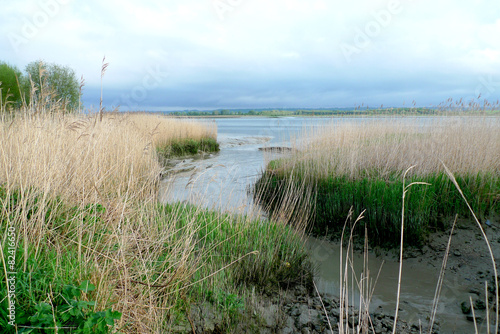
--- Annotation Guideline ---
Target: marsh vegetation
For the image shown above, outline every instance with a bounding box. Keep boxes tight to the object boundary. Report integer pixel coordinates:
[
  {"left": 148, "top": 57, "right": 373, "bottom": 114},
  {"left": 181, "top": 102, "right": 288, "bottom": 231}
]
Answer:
[
  {"left": 256, "top": 118, "right": 500, "bottom": 247},
  {"left": 0, "top": 91, "right": 309, "bottom": 333}
]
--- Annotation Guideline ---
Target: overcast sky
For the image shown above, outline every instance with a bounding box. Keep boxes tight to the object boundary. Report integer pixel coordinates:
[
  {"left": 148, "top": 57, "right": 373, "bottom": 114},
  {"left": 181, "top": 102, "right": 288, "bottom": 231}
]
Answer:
[{"left": 1, "top": 0, "right": 499, "bottom": 111}]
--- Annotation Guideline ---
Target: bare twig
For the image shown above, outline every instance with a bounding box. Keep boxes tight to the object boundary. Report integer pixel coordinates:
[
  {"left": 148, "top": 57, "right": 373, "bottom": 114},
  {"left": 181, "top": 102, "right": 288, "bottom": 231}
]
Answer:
[{"left": 313, "top": 280, "right": 333, "bottom": 332}]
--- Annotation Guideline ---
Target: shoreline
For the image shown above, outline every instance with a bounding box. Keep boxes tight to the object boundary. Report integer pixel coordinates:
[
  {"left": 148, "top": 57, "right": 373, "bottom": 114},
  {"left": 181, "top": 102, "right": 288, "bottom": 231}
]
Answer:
[{"left": 4, "top": 113, "right": 498, "bottom": 333}]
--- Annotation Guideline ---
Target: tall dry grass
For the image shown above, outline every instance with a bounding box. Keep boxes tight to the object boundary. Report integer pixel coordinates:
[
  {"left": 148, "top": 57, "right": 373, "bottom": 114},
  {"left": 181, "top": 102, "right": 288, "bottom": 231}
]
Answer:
[
  {"left": 0, "top": 112, "right": 217, "bottom": 204},
  {"left": 0, "top": 114, "right": 158, "bottom": 205},
  {"left": 0, "top": 112, "right": 221, "bottom": 332},
  {"left": 0, "top": 110, "right": 311, "bottom": 333},
  {"left": 125, "top": 112, "right": 217, "bottom": 150},
  {"left": 294, "top": 117, "right": 500, "bottom": 179}
]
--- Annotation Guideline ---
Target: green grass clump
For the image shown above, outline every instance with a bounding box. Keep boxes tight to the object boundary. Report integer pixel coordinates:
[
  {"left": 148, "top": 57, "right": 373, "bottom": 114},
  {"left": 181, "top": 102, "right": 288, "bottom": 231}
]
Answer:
[
  {"left": 154, "top": 203, "right": 311, "bottom": 330},
  {"left": 256, "top": 166, "right": 499, "bottom": 248},
  {"left": 160, "top": 203, "right": 311, "bottom": 290},
  {"left": 156, "top": 137, "right": 220, "bottom": 158}
]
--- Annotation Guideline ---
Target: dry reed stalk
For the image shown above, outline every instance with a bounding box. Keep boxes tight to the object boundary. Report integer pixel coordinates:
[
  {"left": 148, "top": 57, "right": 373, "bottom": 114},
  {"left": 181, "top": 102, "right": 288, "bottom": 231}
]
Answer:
[
  {"left": 393, "top": 167, "right": 431, "bottom": 333},
  {"left": 428, "top": 215, "right": 458, "bottom": 332},
  {"left": 358, "top": 227, "right": 378, "bottom": 334},
  {"left": 313, "top": 280, "right": 333, "bottom": 332},
  {"left": 486, "top": 281, "right": 491, "bottom": 334},
  {"left": 339, "top": 225, "right": 378, "bottom": 333},
  {"left": 471, "top": 296, "right": 479, "bottom": 334},
  {"left": 99, "top": 56, "right": 109, "bottom": 122},
  {"left": 442, "top": 164, "right": 499, "bottom": 334},
  {"left": 339, "top": 210, "right": 366, "bottom": 333}
]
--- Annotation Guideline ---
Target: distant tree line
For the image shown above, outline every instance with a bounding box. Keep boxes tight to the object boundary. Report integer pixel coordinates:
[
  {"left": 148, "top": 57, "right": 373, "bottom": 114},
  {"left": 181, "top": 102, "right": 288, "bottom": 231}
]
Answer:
[
  {"left": 168, "top": 107, "right": 446, "bottom": 117},
  {"left": 0, "top": 60, "right": 80, "bottom": 112}
]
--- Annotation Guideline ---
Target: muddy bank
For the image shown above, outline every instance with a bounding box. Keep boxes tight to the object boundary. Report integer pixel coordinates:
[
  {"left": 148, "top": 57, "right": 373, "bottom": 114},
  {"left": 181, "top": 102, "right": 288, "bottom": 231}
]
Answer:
[
  {"left": 172, "top": 285, "right": 430, "bottom": 334},
  {"left": 171, "top": 216, "right": 499, "bottom": 333},
  {"left": 160, "top": 153, "right": 218, "bottom": 176},
  {"left": 222, "top": 135, "right": 272, "bottom": 148},
  {"left": 311, "top": 215, "right": 500, "bottom": 333},
  {"left": 158, "top": 134, "right": 293, "bottom": 213},
  {"left": 403, "top": 216, "right": 500, "bottom": 329}
]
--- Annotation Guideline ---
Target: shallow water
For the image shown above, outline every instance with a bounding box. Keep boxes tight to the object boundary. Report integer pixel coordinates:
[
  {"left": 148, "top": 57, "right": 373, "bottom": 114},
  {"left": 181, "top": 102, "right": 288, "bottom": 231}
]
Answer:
[
  {"left": 160, "top": 117, "right": 328, "bottom": 213},
  {"left": 160, "top": 116, "right": 483, "bottom": 333}
]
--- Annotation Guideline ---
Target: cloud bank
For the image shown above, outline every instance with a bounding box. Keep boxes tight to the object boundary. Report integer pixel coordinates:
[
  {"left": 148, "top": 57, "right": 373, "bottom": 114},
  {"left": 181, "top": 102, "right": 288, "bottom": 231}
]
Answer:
[{"left": 1, "top": 0, "right": 499, "bottom": 110}]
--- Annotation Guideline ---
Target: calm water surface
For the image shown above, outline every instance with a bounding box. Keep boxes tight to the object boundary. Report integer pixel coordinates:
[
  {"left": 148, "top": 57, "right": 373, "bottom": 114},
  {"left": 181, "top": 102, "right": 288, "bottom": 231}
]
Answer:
[{"left": 160, "top": 117, "right": 329, "bottom": 212}]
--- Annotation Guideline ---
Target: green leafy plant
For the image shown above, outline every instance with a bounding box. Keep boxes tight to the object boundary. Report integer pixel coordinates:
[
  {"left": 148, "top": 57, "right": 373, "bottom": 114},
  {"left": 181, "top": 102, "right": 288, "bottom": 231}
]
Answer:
[{"left": 17, "top": 281, "right": 121, "bottom": 334}]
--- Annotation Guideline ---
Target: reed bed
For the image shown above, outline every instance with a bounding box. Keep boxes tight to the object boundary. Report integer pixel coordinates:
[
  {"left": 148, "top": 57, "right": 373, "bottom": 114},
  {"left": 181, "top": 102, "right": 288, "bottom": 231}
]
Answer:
[
  {"left": 125, "top": 113, "right": 219, "bottom": 158},
  {"left": 255, "top": 117, "right": 500, "bottom": 246},
  {"left": 126, "top": 113, "right": 217, "bottom": 143},
  {"left": 0, "top": 111, "right": 310, "bottom": 333},
  {"left": 0, "top": 114, "right": 160, "bottom": 204},
  {"left": 296, "top": 117, "right": 499, "bottom": 178}
]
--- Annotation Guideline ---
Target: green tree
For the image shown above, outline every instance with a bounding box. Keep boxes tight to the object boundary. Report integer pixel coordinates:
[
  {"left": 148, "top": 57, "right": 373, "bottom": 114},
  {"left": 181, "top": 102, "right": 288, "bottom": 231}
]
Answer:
[
  {"left": 0, "top": 62, "right": 25, "bottom": 108},
  {"left": 26, "top": 60, "right": 80, "bottom": 112}
]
